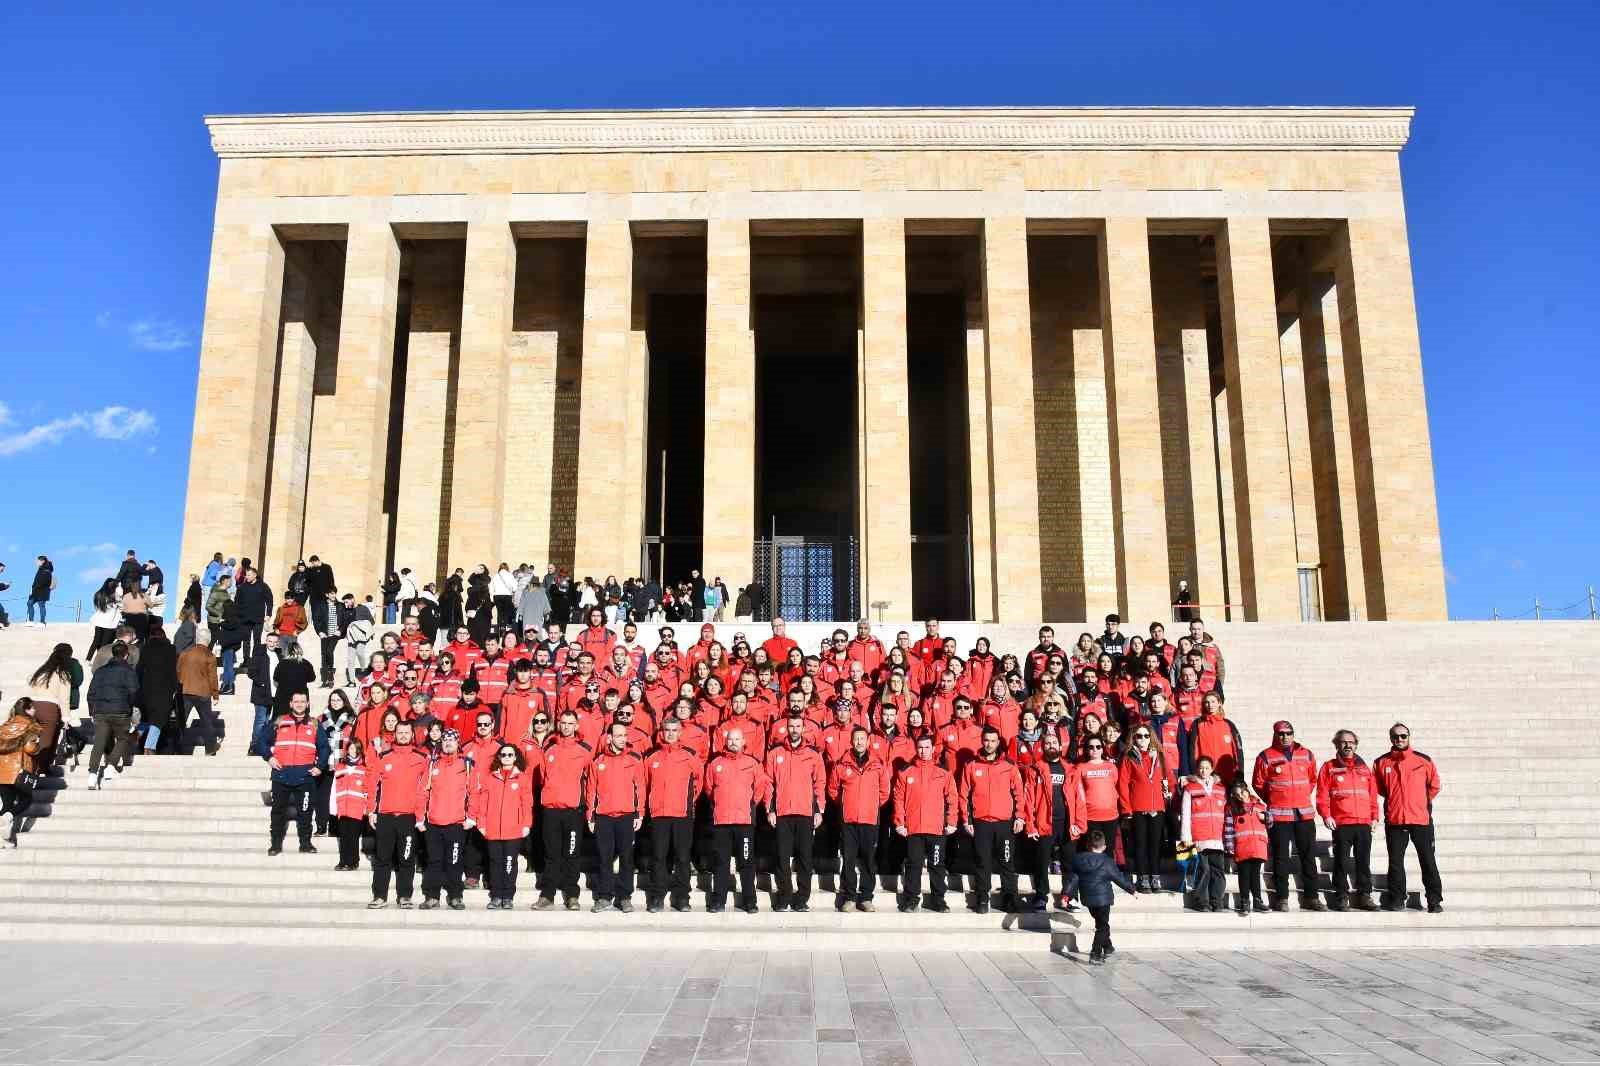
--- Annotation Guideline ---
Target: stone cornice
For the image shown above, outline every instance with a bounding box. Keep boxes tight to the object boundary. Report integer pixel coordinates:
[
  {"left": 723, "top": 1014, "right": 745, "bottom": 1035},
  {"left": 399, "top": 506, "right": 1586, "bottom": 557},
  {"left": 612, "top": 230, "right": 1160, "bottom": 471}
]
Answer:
[{"left": 205, "top": 107, "right": 1413, "bottom": 159}]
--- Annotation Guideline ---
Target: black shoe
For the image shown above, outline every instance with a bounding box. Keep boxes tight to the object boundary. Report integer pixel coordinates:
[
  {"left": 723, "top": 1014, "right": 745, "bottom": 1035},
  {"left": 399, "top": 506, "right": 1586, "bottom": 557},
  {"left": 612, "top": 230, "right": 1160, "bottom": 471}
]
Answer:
[
  {"left": 267, "top": 846, "right": 282, "bottom": 856},
  {"left": 1427, "top": 901, "right": 1443, "bottom": 914},
  {"left": 925, "top": 897, "right": 949, "bottom": 913},
  {"left": 397, "top": 899, "right": 414, "bottom": 910},
  {"left": 792, "top": 902, "right": 809, "bottom": 913},
  {"left": 836, "top": 897, "right": 850, "bottom": 912},
  {"left": 448, "top": 897, "right": 465, "bottom": 911},
  {"left": 707, "top": 904, "right": 725, "bottom": 913},
  {"left": 772, "top": 901, "right": 790, "bottom": 913},
  {"left": 1302, "top": 895, "right": 1327, "bottom": 912},
  {"left": 1329, "top": 897, "right": 1349, "bottom": 912},
  {"left": 974, "top": 900, "right": 990, "bottom": 914},
  {"left": 299, "top": 843, "right": 317, "bottom": 854},
  {"left": 1252, "top": 896, "right": 1268, "bottom": 913},
  {"left": 1352, "top": 895, "right": 1379, "bottom": 911},
  {"left": 1381, "top": 899, "right": 1406, "bottom": 912},
  {"left": 897, "top": 899, "right": 914, "bottom": 913},
  {"left": 1269, "top": 898, "right": 1288, "bottom": 912},
  {"left": 672, "top": 901, "right": 692, "bottom": 913},
  {"left": 1089, "top": 948, "right": 1105, "bottom": 964},
  {"left": 647, "top": 901, "right": 664, "bottom": 913},
  {"left": 1206, "top": 901, "right": 1220, "bottom": 912},
  {"left": 419, "top": 898, "right": 440, "bottom": 911},
  {"left": 740, "top": 903, "right": 759, "bottom": 914},
  {"left": 1104, "top": 944, "right": 1115, "bottom": 956}
]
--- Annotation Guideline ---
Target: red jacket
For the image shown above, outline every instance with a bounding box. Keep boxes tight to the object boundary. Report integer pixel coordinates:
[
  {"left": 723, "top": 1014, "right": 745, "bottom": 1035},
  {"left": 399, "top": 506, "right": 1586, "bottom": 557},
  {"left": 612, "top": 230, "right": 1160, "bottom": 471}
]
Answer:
[
  {"left": 827, "top": 752, "right": 890, "bottom": 824},
  {"left": 1180, "top": 777, "right": 1227, "bottom": 846},
  {"left": 576, "top": 625, "right": 617, "bottom": 663},
  {"left": 473, "top": 655, "right": 511, "bottom": 706},
  {"left": 1076, "top": 759, "right": 1120, "bottom": 822},
  {"left": 539, "top": 736, "right": 593, "bottom": 810},
  {"left": 1252, "top": 744, "right": 1318, "bottom": 820},
  {"left": 1226, "top": 798, "right": 1270, "bottom": 862},
  {"left": 1117, "top": 749, "right": 1171, "bottom": 815},
  {"left": 1316, "top": 756, "right": 1379, "bottom": 826},
  {"left": 766, "top": 742, "right": 827, "bottom": 817},
  {"left": 1189, "top": 713, "right": 1243, "bottom": 783},
  {"left": 705, "top": 752, "right": 769, "bottom": 825},
  {"left": 869, "top": 731, "right": 916, "bottom": 775},
  {"left": 471, "top": 768, "right": 534, "bottom": 840},
  {"left": 422, "top": 753, "right": 474, "bottom": 826},
  {"left": 938, "top": 719, "right": 982, "bottom": 776},
  {"left": 586, "top": 746, "right": 644, "bottom": 817},
  {"left": 847, "top": 636, "right": 885, "bottom": 677},
  {"left": 959, "top": 754, "right": 1026, "bottom": 826},
  {"left": 500, "top": 687, "right": 549, "bottom": 744},
  {"left": 270, "top": 716, "right": 318, "bottom": 769},
  {"left": 1025, "top": 759, "right": 1085, "bottom": 840},
  {"left": 1373, "top": 748, "right": 1441, "bottom": 826},
  {"left": 332, "top": 760, "right": 368, "bottom": 819},
  {"left": 367, "top": 746, "right": 430, "bottom": 819},
  {"left": 893, "top": 755, "right": 958, "bottom": 835},
  {"left": 644, "top": 742, "right": 703, "bottom": 818}
]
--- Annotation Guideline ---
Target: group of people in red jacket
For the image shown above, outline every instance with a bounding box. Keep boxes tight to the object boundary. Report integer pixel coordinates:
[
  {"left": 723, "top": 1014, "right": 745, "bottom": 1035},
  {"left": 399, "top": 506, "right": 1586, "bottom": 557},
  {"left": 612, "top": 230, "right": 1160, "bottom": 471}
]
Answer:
[{"left": 260, "top": 609, "right": 1444, "bottom": 916}]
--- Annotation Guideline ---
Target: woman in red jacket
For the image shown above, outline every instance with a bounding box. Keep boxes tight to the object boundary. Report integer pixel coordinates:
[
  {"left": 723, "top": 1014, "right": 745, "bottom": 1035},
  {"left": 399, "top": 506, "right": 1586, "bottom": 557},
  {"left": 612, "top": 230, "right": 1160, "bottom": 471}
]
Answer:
[
  {"left": 1118, "top": 726, "right": 1172, "bottom": 892},
  {"left": 473, "top": 742, "right": 536, "bottom": 909},
  {"left": 332, "top": 737, "right": 369, "bottom": 871}
]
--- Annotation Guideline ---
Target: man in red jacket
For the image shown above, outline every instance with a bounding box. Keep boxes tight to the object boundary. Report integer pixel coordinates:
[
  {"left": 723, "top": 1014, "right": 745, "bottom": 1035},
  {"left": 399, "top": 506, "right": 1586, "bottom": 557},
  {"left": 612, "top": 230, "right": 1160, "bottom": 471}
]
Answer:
[
  {"left": 419, "top": 729, "right": 474, "bottom": 910},
  {"left": 767, "top": 717, "right": 827, "bottom": 911},
  {"left": 960, "top": 726, "right": 1027, "bottom": 914},
  {"left": 1316, "top": 729, "right": 1381, "bottom": 911},
  {"left": 1251, "top": 720, "right": 1327, "bottom": 912},
  {"left": 587, "top": 720, "right": 645, "bottom": 912},
  {"left": 1374, "top": 722, "right": 1444, "bottom": 913},
  {"left": 645, "top": 716, "right": 703, "bottom": 913},
  {"left": 705, "top": 729, "right": 769, "bottom": 913},
  {"left": 894, "top": 734, "right": 958, "bottom": 912},
  {"left": 828, "top": 726, "right": 891, "bottom": 912},
  {"left": 533, "top": 710, "right": 592, "bottom": 910},
  {"left": 847, "top": 620, "right": 886, "bottom": 677},
  {"left": 365, "top": 720, "right": 429, "bottom": 909},
  {"left": 762, "top": 617, "right": 799, "bottom": 667}
]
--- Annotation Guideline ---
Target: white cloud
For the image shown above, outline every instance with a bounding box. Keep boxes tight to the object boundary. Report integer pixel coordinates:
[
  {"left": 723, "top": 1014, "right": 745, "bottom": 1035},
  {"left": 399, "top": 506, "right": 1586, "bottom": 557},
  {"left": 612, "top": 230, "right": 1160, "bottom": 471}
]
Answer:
[
  {"left": 57, "top": 542, "right": 120, "bottom": 558},
  {"left": 77, "top": 558, "right": 121, "bottom": 584},
  {"left": 128, "top": 318, "right": 192, "bottom": 352},
  {"left": 0, "top": 404, "right": 158, "bottom": 458},
  {"left": 0, "top": 401, "right": 11, "bottom": 426}
]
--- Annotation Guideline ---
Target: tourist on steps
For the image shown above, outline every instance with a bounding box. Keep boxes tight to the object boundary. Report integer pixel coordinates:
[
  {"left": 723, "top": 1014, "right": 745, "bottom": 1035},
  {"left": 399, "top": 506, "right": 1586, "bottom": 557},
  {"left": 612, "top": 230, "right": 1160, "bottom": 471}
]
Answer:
[
  {"left": 1251, "top": 720, "right": 1326, "bottom": 912},
  {"left": 1375, "top": 722, "right": 1444, "bottom": 913},
  {"left": 259, "top": 690, "right": 327, "bottom": 856},
  {"left": 1316, "top": 729, "right": 1381, "bottom": 911}
]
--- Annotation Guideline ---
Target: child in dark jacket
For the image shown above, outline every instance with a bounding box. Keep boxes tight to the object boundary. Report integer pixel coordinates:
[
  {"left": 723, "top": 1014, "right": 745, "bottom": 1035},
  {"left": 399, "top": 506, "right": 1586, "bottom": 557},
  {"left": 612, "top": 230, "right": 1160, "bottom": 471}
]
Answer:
[{"left": 1065, "top": 829, "right": 1138, "bottom": 962}]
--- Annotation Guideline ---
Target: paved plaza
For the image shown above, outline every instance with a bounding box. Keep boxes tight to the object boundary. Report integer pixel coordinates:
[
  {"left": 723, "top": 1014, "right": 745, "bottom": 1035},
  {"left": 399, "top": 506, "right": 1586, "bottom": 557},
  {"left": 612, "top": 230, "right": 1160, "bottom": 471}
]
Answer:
[{"left": 8, "top": 944, "right": 1600, "bottom": 1065}]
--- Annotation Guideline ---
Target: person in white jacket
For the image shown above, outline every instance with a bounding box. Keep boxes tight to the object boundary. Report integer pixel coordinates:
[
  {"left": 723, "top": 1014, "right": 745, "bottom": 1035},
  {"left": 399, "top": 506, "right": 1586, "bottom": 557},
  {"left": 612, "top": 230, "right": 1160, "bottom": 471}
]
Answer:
[
  {"left": 1178, "top": 756, "right": 1228, "bottom": 912},
  {"left": 490, "top": 564, "right": 518, "bottom": 630}
]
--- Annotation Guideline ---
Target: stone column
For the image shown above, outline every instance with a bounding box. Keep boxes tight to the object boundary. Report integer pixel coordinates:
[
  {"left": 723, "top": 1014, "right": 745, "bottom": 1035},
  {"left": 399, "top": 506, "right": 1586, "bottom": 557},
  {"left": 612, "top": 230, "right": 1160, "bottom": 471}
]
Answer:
[
  {"left": 447, "top": 219, "right": 516, "bottom": 572},
  {"left": 1182, "top": 332, "right": 1224, "bottom": 614},
  {"left": 980, "top": 217, "right": 1043, "bottom": 620},
  {"left": 1276, "top": 312, "right": 1322, "bottom": 573},
  {"left": 573, "top": 220, "right": 635, "bottom": 580},
  {"left": 307, "top": 223, "right": 400, "bottom": 596},
  {"left": 1332, "top": 216, "right": 1447, "bottom": 620},
  {"left": 501, "top": 331, "right": 560, "bottom": 567},
  {"left": 178, "top": 222, "right": 285, "bottom": 590},
  {"left": 860, "top": 217, "right": 914, "bottom": 619},
  {"left": 1070, "top": 327, "right": 1119, "bottom": 615},
  {"left": 1298, "top": 267, "right": 1367, "bottom": 620},
  {"left": 619, "top": 328, "right": 650, "bottom": 580},
  {"left": 965, "top": 328, "right": 996, "bottom": 622},
  {"left": 1215, "top": 217, "right": 1299, "bottom": 622},
  {"left": 262, "top": 254, "right": 318, "bottom": 588},
  {"left": 1098, "top": 218, "right": 1171, "bottom": 624},
  {"left": 394, "top": 245, "right": 461, "bottom": 583},
  {"left": 702, "top": 218, "right": 755, "bottom": 596}
]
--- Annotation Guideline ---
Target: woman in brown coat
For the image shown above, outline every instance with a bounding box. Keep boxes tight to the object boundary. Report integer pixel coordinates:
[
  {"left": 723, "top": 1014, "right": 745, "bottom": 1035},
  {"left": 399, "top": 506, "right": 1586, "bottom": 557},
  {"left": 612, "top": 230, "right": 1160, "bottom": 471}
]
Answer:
[{"left": 0, "top": 699, "right": 46, "bottom": 846}]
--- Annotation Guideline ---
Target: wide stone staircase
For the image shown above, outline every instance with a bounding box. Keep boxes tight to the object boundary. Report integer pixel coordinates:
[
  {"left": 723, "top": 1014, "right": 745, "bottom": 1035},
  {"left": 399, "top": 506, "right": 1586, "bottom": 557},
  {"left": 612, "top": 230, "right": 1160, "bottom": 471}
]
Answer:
[{"left": 0, "top": 620, "right": 1595, "bottom": 952}]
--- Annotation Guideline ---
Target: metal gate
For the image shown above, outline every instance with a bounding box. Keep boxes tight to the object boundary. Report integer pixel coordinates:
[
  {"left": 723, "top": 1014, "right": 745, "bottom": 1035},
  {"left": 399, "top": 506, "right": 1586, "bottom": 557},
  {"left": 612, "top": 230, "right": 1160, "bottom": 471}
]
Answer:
[{"left": 752, "top": 536, "right": 859, "bottom": 622}]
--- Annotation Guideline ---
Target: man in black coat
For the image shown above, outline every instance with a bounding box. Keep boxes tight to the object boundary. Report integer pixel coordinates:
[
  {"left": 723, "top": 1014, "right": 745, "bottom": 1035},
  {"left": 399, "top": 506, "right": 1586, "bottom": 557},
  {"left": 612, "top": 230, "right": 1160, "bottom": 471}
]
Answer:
[
  {"left": 28, "top": 556, "right": 53, "bottom": 626},
  {"left": 116, "top": 550, "right": 143, "bottom": 592},
  {"left": 234, "top": 567, "right": 271, "bottom": 663},
  {"left": 305, "top": 556, "right": 336, "bottom": 602},
  {"left": 246, "top": 632, "right": 280, "bottom": 756},
  {"left": 86, "top": 641, "right": 139, "bottom": 787}
]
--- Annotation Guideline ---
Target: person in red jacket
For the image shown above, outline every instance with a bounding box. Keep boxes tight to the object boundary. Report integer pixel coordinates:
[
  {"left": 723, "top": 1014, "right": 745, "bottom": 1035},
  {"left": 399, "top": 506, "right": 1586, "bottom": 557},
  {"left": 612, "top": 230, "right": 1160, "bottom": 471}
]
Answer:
[
  {"left": 365, "top": 720, "right": 430, "bottom": 908},
  {"left": 704, "top": 729, "right": 769, "bottom": 913},
  {"left": 1187, "top": 691, "right": 1243, "bottom": 784},
  {"left": 471, "top": 743, "right": 534, "bottom": 909},
  {"left": 959, "top": 726, "right": 1027, "bottom": 913},
  {"left": 847, "top": 620, "right": 886, "bottom": 677},
  {"left": 533, "top": 710, "right": 592, "bottom": 910},
  {"left": 1316, "top": 729, "right": 1381, "bottom": 911},
  {"left": 766, "top": 717, "right": 827, "bottom": 911},
  {"left": 1374, "top": 722, "right": 1444, "bottom": 913},
  {"left": 1224, "top": 778, "right": 1269, "bottom": 914},
  {"left": 645, "top": 716, "right": 703, "bottom": 913},
  {"left": 1178, "top": 755, "right": 1229, "bottom": 912},
  {"left": 828, "top": 726, "right": 891, "bottom": 912},
  {"left": 1251, "top": 720, "right": 1326, "bottom": 912},
  {"left": 331, "top": 737, "right": 369, "bottom": 871},
  {"left": 894, "top": 734, "right": 958, "bottom": 912},
  {"left": 1117, "top": 725, "right": 1172, "bottom": 893},
  {"left": 419, "top": 729, "right": 474, "bottom": 910},
  {"left": 1024, "top": 731, "right": 1085, "bottom": 911},
  {"left": 587, "top": 721, "right": 645, "bottom": 912}
]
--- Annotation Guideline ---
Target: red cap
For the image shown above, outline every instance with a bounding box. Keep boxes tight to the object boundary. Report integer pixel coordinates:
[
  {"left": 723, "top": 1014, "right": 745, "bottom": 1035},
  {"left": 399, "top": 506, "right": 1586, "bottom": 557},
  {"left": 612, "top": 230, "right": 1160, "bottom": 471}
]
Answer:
[{"left": 1272, "top": 720, "right": 1294, "bottom": 734}]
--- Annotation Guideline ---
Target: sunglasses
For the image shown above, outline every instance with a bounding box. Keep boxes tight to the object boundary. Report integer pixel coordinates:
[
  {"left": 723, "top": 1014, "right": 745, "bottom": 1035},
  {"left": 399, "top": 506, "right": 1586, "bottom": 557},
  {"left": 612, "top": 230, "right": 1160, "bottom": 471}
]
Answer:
[
  {"left": 1134, "top": 733, "right": 1151, "bottom": 740},
  {"left": 1087, "top": 743, "right": 1104, "bottom": 750},
  {"left": 532, "top": 718, "right": 550, "bottom": 726},
  {"left": 1275, "top": 730, "right": 1294, "bottom": 736},
  {"left": 1391, "top": 733, "right": 1409, "bottom": 740},
  {"left": 498, "top": 752, "right": 517, "bottom": 760}
]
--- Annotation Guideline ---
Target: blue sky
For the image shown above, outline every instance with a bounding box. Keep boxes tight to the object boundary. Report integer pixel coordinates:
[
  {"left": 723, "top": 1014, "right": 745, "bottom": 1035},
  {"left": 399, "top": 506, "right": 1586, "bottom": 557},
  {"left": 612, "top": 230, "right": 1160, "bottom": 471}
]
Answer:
[{"left": 1, "top": 2, "right": 1595, "bottom": 620}]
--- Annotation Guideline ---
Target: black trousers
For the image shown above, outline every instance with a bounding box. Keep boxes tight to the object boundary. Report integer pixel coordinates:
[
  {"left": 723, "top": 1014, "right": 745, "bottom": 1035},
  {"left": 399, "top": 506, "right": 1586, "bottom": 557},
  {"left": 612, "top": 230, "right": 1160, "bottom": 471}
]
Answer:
[
  {"left": 494, "top": 595, "right": 515, "bottom": 629},
  {"left": 1385, "top": 823, "right": 1443, "bottom": 905},
  {"left": 1029, "top": 823, "right": 1074, "bottom": 899},
  {"left": 242, "top": 620, "right": 263, "bottom": 664},
  {"left": 1128, "top": 812, "right": 1163, "bottom": 878},
  {"left": 1086, "top": 819, "right": 1120, "bottom": 860},
  {"left": 87, "top": 715, "right": 131, "bottom": 774},
  {"left": 181, "top": 696, "right": 222, "bottom": 755},
  {"left": 486, "top": 838, "right": 522, "bottom": 900},
  {"left": 1193, "top": 849, "right": 1226, "bottom": 906},
  {"left": 650, "top": 816, "right": 694, "bottom": 905},
  {"left": 464, "top": 827, "right": 486, "bottom": 880},
  {"left": 336, "top": 816, "right": 362, "bottom": 867},
  {"left": 593, "top": 814, "right": 637, "bottom": 901},
  {"left": 838, "top": 822, "right": 878, "bottom": 902},
  {"left": 971, "top": 819, "right": 1018, "bottom": 899},
  {"left": 541, "top": 807, "right": 583, "bottom": 900},
  {"left": 773, "top": 815, "right": 816, "bottom": 904},
  {"left": 903, "top": 833, "right": 949, "bottom": 901},
  {"left": 319, "top": 635, "right": 338, "bottom": 682},
  {"left": 711, "top": 823, "right": 756, "bottom": 908},
  {"left": 1088, "top": 904, "right": 1112, "bottom": 953},
  {"left": 269, "top": 780, "right": 314, "bottom": 848},
  {"left": 314, "top": 773, "right": 333, "bottom": 833},
  {"left": 372, "top": 813, "right": 418, "bottom": 900},
  {"left": 0, "top": 784, "right": 33, "bottom": 837},
  {"left": 1268, "top": 818, "right": 1319, "bottom": 899},
  {"left": 422, "top": 822, "right": 466, "bottom": 901},
  {"left": 1236, "top": 858, "right": 1264, "bottom": 904},
  {"left": 1331, "top": 824, "right": 1373, "bottom": 898}
]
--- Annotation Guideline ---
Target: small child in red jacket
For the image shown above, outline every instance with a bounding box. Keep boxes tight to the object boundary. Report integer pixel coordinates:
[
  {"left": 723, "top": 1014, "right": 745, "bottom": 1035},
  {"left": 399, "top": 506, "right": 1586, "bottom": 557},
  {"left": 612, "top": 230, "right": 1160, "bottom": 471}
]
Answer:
[{"left": 1224, "top": 778, "right": 1270, "bottom": 915}]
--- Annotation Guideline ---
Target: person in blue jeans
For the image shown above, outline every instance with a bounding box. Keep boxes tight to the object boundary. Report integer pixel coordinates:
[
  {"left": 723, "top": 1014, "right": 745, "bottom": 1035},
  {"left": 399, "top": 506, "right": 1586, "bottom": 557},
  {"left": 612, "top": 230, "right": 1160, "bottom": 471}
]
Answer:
[
  {"left": 246, "top": 631, "right": 280, "bottom": 756},
  {"left": 1065, "top": 829, "right": 1138, "bottom": 963}
]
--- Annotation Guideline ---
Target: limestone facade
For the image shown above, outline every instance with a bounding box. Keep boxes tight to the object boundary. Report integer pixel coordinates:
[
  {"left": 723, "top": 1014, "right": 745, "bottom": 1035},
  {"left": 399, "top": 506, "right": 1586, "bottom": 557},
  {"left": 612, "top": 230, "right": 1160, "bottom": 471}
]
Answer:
[{"left": 179, "top": 107, "right": 1447, "bottom": 622}]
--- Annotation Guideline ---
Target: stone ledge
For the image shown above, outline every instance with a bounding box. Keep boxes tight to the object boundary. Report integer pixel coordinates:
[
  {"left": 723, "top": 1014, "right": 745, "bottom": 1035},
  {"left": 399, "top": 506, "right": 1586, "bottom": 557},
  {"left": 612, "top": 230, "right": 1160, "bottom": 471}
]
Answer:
[{"left": 205, "top": 106, "right": 1415, "bottom": 158}]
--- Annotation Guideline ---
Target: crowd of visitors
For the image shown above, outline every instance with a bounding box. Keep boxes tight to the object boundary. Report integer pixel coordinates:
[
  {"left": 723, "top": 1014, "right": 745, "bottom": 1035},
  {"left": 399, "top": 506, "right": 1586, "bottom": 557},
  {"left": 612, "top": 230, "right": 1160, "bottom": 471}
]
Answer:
[{"left": 1, "top": 547, "right": 1444, "bottom": 963}]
